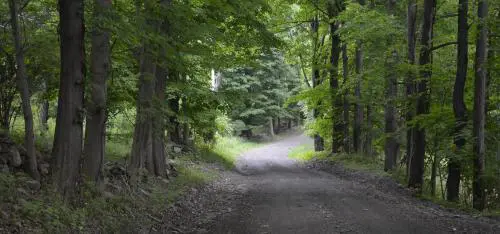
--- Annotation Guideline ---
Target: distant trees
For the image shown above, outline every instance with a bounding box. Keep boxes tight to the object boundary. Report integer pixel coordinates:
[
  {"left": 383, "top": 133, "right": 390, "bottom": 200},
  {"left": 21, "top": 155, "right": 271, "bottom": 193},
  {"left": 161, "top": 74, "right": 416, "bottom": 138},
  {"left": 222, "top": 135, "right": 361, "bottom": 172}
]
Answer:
[{"left": 221, "top": 53, "right": 302, "bottom": 137}]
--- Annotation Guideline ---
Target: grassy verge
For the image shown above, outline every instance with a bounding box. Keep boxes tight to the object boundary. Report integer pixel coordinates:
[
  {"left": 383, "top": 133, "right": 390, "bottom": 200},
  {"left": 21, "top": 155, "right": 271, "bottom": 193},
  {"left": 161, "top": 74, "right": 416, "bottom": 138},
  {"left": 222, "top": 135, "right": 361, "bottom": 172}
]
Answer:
[
  {"left": 287, "top": 145, "right": 500, "bottom": 217},
  {"left": 199, "top": 136, "right": 260, "bottom": 169},
  {"left": 0, "top": 148, "right": 218, "bottom": 233}
]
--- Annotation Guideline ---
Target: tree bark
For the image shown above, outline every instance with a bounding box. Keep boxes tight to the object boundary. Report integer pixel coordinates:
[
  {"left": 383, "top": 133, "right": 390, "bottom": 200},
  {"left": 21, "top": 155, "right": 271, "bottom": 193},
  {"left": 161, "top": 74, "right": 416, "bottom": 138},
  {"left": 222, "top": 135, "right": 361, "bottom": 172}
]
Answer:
[
  {"left": 9, "top": 0, "right": 40, "bottom": 180},
  {"left": 342, "top": 44, "right": 350, "bottom": 154},
  {"left": 405, "top": 0, "right": 417, "bottom": 176},
  {"left": 130, "top": 49, "right": 155, "bottom": 180},
  {"left": 409, "top": 0, "right": 435, "bottom": 190},
  {"left": 364, "top": 104, "right": 373, "bottom": 157},
  {"left": 384, "top": 50, "right": 399, "bottom": 171},
  {"left": 311, "top": 16, "right": 324, "bottom": 152},
  {"left": 447, "top": 0, "right": 468, "bottom": 202},
  {"left": 472, "top": 0, "right": 488, "bottom": 211},
  {"left": 83, "top": 0, "right": 111, "bottom": 184},
  {"left": 52, "top": 0, "right": 85, "bottom": 199},
  {"left": 353, "top": 0, "right": 366, "bottom": 154},
  {"left": 384, "top": 0, "right": 400, "bottom": 171},
  {"left": 329, "top": 20, "right": 343, "bottom": 154},
  {"left": 152, "top": 65, "right": 167, "bottom": 177},
  {"left": 353, "top": 42, "right": 363, "bottom": 153},
  {"left": 39, "top": 88, "right": 49, "bottom": 136}
]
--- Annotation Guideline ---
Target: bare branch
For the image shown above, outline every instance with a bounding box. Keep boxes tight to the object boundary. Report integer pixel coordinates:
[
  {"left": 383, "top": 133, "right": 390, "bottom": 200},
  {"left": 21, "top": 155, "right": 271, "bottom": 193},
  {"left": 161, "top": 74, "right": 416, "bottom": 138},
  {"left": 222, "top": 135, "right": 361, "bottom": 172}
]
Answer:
[
  {"left": 298, "top": 54, "right": 312, "bottom": 88},
  {"left": 431, "top": 41, "right": 458, "bottom": 51}
]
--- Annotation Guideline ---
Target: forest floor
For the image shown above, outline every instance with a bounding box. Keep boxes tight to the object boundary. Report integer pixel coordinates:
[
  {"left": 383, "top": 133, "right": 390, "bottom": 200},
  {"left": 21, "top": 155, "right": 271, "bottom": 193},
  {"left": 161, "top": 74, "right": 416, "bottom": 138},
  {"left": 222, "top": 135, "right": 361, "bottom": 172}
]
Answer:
[{"left": 160, "top": 133, "right": 500, "bottom": 234}]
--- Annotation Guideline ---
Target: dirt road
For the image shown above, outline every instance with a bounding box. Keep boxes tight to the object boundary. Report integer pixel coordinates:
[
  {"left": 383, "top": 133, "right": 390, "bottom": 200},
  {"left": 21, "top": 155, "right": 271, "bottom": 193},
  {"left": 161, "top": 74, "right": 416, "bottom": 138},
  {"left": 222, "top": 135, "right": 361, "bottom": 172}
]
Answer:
[{"left": 202, "top": 134, "right": 499, "bottom": 234}]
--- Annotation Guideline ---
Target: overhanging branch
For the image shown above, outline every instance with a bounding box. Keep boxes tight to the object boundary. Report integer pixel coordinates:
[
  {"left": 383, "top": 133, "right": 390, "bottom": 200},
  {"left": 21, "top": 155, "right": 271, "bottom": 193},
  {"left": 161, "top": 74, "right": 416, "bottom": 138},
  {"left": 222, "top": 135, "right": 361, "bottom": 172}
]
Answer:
[{"left": 431, "top": 41, "right": 458, "bottom": 51}]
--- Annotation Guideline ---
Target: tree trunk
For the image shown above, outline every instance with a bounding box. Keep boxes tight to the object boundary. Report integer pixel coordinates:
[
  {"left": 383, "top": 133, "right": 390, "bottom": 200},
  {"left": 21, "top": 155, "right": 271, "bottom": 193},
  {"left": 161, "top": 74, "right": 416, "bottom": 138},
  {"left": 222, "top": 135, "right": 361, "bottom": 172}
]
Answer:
[
  {"left": 9, "top": 0, "right": 40, "bottom": 180},
  {"left": 405, "top": 0, "right": 417, "bottom": 176},
  {"left": 329, "top": 20, "right": 343, "bottom": 154},
  {"left": 129, "top": 44, "right": 156, "bottom": 181},
  {"left": 268, "top": 117, "right": 275, "bottom": 138},
  {"left": 52, "top": 0, "right": 85, "bottom": 199},
  {"left": 447, "top": 0, "right": 468, "bottom": 202},
  {"left": 364, "top": 104, "right": 373, "bottom": 157},
  {"left": 430, "top": 148, "right": 438, "bottom": 197},
  {"left": 353, "top": 42, "right": 363, "bottom": 153},
  {"left": 342, "top": 44, "right": 350, "bottom": 154},
  {"left": 472, "top": 0, "right": 488, "bottom": 211},
  {"left": 311, "top": 16, "right": 324, "bottom": 152},
  {"left": 83, "top": 0, "right": 111, "bottom": 184},
  {"left": 39, "top": 82, "right": 49, "bottom": 137},
  {"left": 152, "top": 65, "right": 167, "bottom": 177},
  {"left": 384, "top": 50, "right": 399, "bottom": 171},
  {"left": 409, "top": 0, "right": 435, "bottom": 190}
]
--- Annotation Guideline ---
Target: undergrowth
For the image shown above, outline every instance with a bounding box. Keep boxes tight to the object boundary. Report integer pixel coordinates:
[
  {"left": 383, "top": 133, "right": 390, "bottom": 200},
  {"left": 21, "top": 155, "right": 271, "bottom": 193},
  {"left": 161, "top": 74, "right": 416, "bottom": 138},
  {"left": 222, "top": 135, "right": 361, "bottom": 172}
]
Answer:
[{"left": 0, "top": 153, "right": 217, "bottom": 233}]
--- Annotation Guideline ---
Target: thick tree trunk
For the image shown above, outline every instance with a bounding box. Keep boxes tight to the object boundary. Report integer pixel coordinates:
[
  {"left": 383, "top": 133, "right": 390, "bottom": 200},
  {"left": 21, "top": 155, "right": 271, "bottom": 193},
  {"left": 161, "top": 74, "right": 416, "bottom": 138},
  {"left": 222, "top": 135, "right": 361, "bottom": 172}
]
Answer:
[
  {"left": 405, "top": 0, "right": 417, "bottom": 175},
  {"left": 409, "top": 0, "right": 435, "bottom": 189},
  {"left": 472, "top": 0, "right": 488, "bottom": 211},
  {"left": 329, "top": 21, "right": 343, "bottom": 154},
  {"left": 384, "top": 50, "right": 399, "bottom": 171},
  {"left": 342, "top": 44, "right": 350, "bottom": 154},
  {"left": 129, "top": 45, "right": 156, "bottom": 181},
  {"left": 52, "top": 0, "right": 85, "bottom": 199},
  {"left": 311, "top": 16, "right": 324, "bottom": 152},
  {"left": 447, "top": 0, "right": 468, "bottom": 202},
  {"left": 152, "top": 65, "right": 167, "bottom": 177},
  {"left": 353, "top": 42, "right": 363, "bottom": 153},
  {"left": 9, "top": 0, "right": 39, "bottom": 180},
  {"left": 83, "top": 0, "right": 111, "bottom": 183}
]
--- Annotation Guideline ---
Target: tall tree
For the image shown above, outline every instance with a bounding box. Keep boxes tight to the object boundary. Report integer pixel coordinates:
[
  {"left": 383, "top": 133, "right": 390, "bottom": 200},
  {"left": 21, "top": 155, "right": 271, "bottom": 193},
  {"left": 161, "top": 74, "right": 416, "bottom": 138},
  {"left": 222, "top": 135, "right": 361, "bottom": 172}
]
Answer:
[
  {"left": 311, "top": 16, "right": 324, "bottom": 152},
  {"left": 409, "top": 0, "right": 435, "bottom": 189},
  {"left": 353, "top": 0, "right": 366, "bottom": 154},
  {"left": 8, "top": 0, "right": 40, "bottom": 180},
  {"left": 384, "top": 0, "right": 400, "bottom": 171},
  {"left": 447, "top": 0, "right": 468, "bottom": 202},
  {"left": 129, "top": 0, "right": 158, "bottom": 181},
  {"left": 353, "top": 41, "right": 363, "bottom": 153},
  {"left": 405, "top": 0, "right": 417, "bottom": 174},
  {"left": 52, "top": 0, "right": 86, "bottom": 199},
  {"left": 83, "top": 0, "right": 111, "bottom": 183},
  {"left": 328, "top": 0, "right": 343, "bottom": 154},
  {"left": 472, "top": 0, "right": 488, "bottom": 211},
  {"left": 342, "top": 44, "right": 350, "bottom": 153}
]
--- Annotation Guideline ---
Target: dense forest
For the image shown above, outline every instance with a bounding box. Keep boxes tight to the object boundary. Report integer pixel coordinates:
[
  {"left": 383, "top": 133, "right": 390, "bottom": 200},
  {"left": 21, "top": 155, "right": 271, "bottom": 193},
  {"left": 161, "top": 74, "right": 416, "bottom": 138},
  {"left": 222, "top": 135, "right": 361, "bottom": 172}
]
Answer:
[{"left": 0, "top": 0, "right": 499, "bottom": 231}]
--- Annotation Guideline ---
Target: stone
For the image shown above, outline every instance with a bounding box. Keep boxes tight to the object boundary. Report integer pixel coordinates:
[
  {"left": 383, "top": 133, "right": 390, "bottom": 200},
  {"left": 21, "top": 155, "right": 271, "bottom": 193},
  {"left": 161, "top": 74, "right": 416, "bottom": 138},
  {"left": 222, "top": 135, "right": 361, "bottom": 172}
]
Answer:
[
  {"left": 0, "top": 164, "right": 9, "bottom": 173},
  {"left": 16, "top": 188, "right": 29, "bottom": 196},
  {"left": 26, "top": 180, "right": 41, "bottom": 191},
  {"left": 38, "top": 163, "right": 50, "bottom": 175},
  {"left": 9, "top": 147, "right": 22, "bottom": 167},
  {"left": 173, "top": 146, "right": 182, "bottom": 153}
]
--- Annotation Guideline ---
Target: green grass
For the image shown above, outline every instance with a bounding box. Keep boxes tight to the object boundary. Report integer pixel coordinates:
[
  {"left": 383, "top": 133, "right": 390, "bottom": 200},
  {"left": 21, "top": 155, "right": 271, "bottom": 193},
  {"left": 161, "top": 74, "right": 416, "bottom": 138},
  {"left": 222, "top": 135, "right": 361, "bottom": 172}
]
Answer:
[
  {"left": 105, "top": 139, "right": 131, "bottom": 162},
  {"left": 165, "top": 159, "right": 216, "bottom": 203},
  {"left": 288, "top": 144, "right": 316, "bottom": 161},
  {"left": 199, "top": 136, "right": 260, "bottom": 168}
]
